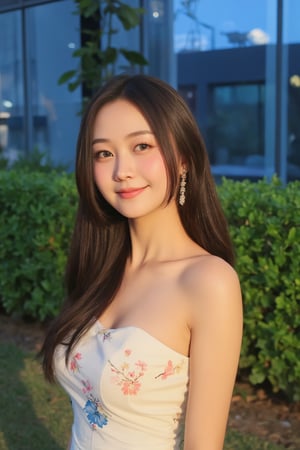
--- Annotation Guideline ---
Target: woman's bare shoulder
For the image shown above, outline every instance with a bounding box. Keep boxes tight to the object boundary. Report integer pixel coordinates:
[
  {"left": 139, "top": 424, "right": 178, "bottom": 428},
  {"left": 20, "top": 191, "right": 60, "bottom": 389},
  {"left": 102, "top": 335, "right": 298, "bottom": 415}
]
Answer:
[
  {"left": 179, "top": 254, "right": 242, "bottom": 324},
  {"left": 181, "top": 253, "right": 239, "bottom": 291}
]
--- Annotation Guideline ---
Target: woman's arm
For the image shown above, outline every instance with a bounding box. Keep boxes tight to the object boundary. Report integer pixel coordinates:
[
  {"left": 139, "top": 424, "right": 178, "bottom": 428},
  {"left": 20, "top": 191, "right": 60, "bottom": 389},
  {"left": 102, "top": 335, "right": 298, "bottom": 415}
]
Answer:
[{"left": 183, "top": 257, "right": 243, "bottom": 450}]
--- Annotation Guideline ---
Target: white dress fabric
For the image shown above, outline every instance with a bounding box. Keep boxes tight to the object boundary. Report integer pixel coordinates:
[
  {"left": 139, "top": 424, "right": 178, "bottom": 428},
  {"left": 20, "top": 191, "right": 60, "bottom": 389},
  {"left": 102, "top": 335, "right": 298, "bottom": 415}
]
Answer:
[{"left": 54, "top": 320, "right": 190, "bottom": 450}]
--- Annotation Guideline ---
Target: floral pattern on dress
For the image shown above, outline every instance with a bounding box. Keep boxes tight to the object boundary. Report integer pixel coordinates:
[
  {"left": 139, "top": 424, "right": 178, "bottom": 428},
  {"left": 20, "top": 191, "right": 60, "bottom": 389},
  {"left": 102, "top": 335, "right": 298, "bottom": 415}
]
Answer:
[
  {"left": 81, "top": 379, "right": 93, "bottom": 394},
  {"left": 108, "top": 345, "right": 185, "bottom": 396},
  {"left": 69, "top": 350, "right": 109, "bottom": 430},
  {"left": 108, "top": 349, "right": 148, "bottom": 395},
  {"left": 83, "top": 395, "right": 108, "bottom": 429},
  {"left": 69, "top": 352, "right": 82, "bottom": 373},
  {"left": 98, "top": 329, "right": 112, "bottom": 343},
  {"left": 155, "top": 359, "right": 185, "bottom": 380},
  {"left": 69, "top": 328, "right": 186, "bottom": 432}
]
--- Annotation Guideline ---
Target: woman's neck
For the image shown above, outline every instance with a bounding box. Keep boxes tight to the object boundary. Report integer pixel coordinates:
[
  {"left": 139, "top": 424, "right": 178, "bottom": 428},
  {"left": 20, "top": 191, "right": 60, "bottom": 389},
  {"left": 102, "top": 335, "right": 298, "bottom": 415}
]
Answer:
[{"left": 127, "top": 201, "right": 197, "bottom": 269}]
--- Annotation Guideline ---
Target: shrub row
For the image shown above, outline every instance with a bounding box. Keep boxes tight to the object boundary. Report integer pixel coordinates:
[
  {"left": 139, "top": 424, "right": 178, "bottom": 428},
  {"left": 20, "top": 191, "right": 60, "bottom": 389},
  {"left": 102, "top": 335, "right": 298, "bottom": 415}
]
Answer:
[
  {"left": 0, "top": 171, "right": 299, "bottom": 400},
  {"left": 218, "top": 177, "right": 300, "bottom": 401},
  {"left": 0, "top": 170, "right": 77, "bottom": 320}
]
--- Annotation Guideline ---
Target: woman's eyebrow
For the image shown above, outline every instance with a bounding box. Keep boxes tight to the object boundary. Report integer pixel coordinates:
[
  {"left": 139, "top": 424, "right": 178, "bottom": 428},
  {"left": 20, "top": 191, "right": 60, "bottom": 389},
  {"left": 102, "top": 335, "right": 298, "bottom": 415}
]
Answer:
[
  {"left": 126, "top": 130, "right": 154, "bottom": 138},
  {"left": 92, "top": 130, "right": 154, "bottom": 146}
]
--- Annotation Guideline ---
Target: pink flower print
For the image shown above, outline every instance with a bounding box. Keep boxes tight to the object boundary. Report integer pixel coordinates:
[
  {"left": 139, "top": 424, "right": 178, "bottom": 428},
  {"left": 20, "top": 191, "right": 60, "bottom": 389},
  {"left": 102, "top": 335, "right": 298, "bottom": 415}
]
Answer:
[
  {"left": 70, "top": 352, "right": 82, "bottom": 373},
  {"left": 81, "top": 379, "right": 93, "bottom": 394},
  {"left": 108, "top": 353, "right": 147, "bottom": 396},
  {"left": 121, "top": 380, "right": 141, "bottom": 395},
  {"left": 155, "top": 360, "right": 184, "bottom": 380},
  {"left": 158, "top": 360, "right": 174, "bottom": 379},
  {"left": 124, "top": 349, "right": 132, "bottom": 356},
  {"left": 135, "top": 360, "right": 147, "bottom": 372}
]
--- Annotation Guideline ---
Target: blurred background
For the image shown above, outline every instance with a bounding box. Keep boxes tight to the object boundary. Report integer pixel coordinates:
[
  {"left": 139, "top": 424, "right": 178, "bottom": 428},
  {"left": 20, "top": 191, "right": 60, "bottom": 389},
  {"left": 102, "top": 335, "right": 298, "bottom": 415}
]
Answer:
[{"left": 0, "top": 0, "right": 299, "bottom": 182}]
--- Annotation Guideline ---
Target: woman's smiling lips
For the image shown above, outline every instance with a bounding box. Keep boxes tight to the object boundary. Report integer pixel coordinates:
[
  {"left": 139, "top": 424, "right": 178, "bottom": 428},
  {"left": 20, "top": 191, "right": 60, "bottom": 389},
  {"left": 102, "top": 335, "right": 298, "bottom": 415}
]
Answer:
[{"left": 116, "top": 187, "right": 147, "bottom": 199}]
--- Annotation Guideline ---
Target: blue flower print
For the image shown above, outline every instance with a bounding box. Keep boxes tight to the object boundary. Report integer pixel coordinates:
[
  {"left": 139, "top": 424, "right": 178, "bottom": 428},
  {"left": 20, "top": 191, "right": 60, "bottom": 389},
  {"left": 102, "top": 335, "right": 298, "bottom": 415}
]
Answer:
[{"left": 84, "top": 398, "right": 108, "bottom": 429}]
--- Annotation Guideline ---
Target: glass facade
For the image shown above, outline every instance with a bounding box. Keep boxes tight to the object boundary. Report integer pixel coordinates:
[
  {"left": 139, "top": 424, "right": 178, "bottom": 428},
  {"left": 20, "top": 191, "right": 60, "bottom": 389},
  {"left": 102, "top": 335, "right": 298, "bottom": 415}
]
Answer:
[
  {"left": 0, "top": 0, "right": 80, "bottom": 169},
  {"left": 208, "top": 84, "right": 265, "bottom": 177},
  {"left": 175, "top": 0, "right": 300, "bottom": 181},
  {"left": 0, "top": 10, "right": 24, "bottom": 163},
  {"left": 285, "top": 0, "right": 300, "bottom": 180},
  {"left": 29, "top": 1, "right": 81, "bottom": 167},
  {"left": 0, "top": 0, "right": 299, "bottom": 181}
]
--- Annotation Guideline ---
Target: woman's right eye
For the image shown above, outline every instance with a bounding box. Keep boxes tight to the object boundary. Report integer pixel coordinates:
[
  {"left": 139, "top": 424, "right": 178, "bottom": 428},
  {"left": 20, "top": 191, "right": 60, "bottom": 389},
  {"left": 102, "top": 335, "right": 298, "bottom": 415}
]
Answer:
[{"left": 94, "top": 150, "right": 113, "bottom": 160}]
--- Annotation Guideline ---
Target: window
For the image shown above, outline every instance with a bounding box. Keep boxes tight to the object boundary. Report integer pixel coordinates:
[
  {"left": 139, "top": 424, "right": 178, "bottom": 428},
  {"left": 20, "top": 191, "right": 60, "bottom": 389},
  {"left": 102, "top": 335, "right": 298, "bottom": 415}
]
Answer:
[
  {"left": 208, "top": 83, "right": 265, "bottom": 177},
  {"left": 0, "top": 0, "right": 80, "bottom": 168},
  {"left": 28, "top": 0, "right": 81, "bottom": 167},
  {"left": 0, "top": 10, "right": 24, "bottom": 163},
  {"left": 173, "top": 0, "right": 300, "bottom": 181}
]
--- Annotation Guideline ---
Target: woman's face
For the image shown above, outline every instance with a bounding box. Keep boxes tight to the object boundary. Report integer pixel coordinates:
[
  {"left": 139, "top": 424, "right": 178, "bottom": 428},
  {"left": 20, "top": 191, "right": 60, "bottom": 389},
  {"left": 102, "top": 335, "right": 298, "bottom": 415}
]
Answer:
[{"left": 92, "top": 99, "right": 170, "bottom": 219}]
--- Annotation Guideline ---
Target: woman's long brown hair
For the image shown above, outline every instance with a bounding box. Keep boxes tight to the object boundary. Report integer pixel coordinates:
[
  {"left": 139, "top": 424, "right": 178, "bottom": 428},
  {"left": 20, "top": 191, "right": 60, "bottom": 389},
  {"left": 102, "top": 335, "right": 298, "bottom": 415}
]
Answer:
[{"left": 41, "top": 74, "right": 235, "bottom": 381}]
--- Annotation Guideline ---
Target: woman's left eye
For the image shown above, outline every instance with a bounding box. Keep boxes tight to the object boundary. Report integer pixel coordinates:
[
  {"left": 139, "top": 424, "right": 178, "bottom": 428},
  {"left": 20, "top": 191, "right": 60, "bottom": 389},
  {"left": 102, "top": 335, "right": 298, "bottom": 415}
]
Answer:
[{"left": 135, "top": 143, "right": 150, "bottom": 152}]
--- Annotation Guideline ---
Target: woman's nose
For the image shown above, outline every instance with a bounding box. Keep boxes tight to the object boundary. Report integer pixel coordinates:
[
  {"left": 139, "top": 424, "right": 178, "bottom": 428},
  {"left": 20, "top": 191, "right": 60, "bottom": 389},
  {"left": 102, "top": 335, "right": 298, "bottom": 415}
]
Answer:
[{"left": 113, "top": 154, "right": 135, "bottom": 181}]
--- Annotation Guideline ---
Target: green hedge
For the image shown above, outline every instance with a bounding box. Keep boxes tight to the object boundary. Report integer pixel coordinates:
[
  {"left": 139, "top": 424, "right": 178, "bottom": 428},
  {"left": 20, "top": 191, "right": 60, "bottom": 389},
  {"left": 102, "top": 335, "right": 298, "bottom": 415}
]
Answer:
[
  {"left": 218, "top": 177, "right": 300, "bottom": 401},
  {"left": 0, "top": 170, "right": 77, "bottom": 320},
  {"left": 0, "top": 171, "right": 299, "bottom": 400}
]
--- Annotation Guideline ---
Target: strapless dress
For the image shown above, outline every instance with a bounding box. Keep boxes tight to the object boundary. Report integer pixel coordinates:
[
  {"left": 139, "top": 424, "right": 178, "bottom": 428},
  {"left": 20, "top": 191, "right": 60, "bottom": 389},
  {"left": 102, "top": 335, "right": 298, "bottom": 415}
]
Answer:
[{"left": 54, "top": 321, "right": 189, "bottom": 450}]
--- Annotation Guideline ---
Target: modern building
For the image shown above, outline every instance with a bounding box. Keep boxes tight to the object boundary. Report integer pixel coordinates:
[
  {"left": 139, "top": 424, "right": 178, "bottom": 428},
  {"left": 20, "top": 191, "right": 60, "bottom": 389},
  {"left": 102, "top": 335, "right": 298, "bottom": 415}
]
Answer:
[
  {"left": 0, "top": 0, "right": 299, "bottom": 182},
  {"left": 178, "top": 44, "right": 300, "bottom": 181}
]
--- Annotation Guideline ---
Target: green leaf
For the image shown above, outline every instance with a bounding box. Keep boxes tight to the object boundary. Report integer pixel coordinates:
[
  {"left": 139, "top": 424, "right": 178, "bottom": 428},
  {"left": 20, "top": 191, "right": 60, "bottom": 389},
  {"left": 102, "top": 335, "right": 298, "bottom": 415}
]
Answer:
[
  {"left": 57, "top": 70, "right": 76, "bottom": 85},
  {"left": 287, "top": 226, "right": 296, "bottom": 243},
  {"left": 68, "top": 80, "right": 81, "bottom": 92},
  {"left": 120, "top": 49, "right": 148, "bottom": 65},
  {"left": 77, "top": 0, "right": 99, "bottom": 18},
  {"left": 116, "top": 4, "right": 144, "bottom": 30},
  {"left": 101, "top": 46, "right": 118, "bottom": 64},
  {"left": 249, "top": 367, "right": 266, "bottom": 385}
]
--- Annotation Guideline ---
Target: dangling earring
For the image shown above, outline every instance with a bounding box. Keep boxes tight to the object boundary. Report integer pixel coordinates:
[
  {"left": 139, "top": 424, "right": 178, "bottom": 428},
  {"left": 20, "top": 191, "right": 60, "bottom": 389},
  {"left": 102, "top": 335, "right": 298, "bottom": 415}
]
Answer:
[{"left": 179, "top": 169, "right": 187, "bottom": 206}]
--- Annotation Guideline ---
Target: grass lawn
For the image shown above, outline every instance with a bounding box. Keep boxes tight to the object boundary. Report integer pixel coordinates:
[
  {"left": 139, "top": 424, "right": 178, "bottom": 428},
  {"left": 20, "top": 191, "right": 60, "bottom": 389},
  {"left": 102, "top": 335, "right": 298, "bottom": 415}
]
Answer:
[{"left": 0, "top": 343, "right": 286, "bottom": 450}]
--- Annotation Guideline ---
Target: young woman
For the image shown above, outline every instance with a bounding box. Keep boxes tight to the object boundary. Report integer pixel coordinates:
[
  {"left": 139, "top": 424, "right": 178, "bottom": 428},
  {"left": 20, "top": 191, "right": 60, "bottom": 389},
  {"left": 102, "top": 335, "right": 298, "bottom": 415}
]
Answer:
[{"left": 41, "top": 74, "right": 243, "bottom": 450}]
